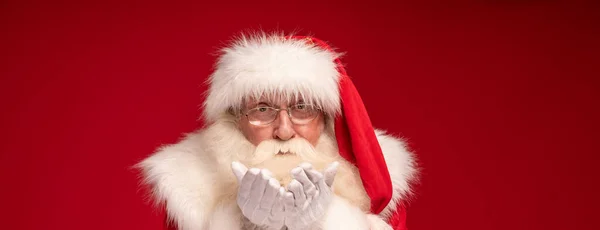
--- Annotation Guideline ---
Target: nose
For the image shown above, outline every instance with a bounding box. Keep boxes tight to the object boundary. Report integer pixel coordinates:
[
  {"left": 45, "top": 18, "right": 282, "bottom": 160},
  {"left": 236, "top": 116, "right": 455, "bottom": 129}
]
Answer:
[{"left": 273, "top": 110, "right": 296, "bottom": 141}]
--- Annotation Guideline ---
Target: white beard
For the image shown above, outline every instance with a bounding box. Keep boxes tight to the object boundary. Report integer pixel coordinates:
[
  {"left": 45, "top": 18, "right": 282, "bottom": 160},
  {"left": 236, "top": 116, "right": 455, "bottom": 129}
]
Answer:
[
  {"left": 214, "top": 124, "right": 371, "bottom": 214},
  {"left": 137, "top": 117, "right": 417, "bottom": 230}
]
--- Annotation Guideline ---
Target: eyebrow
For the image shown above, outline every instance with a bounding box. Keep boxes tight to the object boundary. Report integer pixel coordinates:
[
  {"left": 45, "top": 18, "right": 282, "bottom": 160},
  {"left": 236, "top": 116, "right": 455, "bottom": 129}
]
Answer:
[
  {"left": 247, "top": 100, "right": 308, "bottom": 109},
  {"left": 247, "top": 101, "right": 271, "bottom": 108}
]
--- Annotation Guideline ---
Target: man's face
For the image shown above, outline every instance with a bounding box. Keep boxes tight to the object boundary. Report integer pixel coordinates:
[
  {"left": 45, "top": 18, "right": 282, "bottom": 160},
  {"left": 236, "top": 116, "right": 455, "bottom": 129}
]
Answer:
[{"left": 238, "top": 96, "right": 325, "bottom": 147}]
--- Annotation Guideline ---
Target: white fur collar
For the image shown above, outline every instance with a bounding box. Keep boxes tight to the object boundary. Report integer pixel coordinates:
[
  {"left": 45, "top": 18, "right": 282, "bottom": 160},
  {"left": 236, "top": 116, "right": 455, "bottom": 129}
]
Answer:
[{"left": 136, "top": 121, "right": 418, "bottom": 229}]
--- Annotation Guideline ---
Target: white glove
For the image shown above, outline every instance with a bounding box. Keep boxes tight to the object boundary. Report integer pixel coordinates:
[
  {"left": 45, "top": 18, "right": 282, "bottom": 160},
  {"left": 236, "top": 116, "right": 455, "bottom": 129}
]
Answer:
[
  {"left": 232, "top": 161, "right": 286, "bottom": 230},
  {"left": 283, "top": 162, "right": 339, "bottom": 230}
]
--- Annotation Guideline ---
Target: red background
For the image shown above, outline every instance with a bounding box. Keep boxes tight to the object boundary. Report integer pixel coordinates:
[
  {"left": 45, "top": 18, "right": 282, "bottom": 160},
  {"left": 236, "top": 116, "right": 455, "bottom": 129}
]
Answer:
[{"left": 1, "top": 1, "right": 598, "bottom": 230}]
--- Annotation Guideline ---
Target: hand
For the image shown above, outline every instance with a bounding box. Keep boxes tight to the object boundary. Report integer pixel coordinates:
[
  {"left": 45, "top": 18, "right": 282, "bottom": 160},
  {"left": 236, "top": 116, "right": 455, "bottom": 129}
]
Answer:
[
  {"left": 283, "top": 162, "right": 339, "bottom": 230},
  {"left": 232, "top": 161, "right": 286, "bottom": 230}
]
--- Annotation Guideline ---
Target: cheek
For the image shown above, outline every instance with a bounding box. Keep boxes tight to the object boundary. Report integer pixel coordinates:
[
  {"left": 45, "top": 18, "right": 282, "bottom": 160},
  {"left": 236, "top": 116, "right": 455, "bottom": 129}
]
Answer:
[
  {"left": 241, "top": 124, "right": 274, "bottom": 145},
  {"left": 295, "top": 120, "right": 324, "bottom": 145}
]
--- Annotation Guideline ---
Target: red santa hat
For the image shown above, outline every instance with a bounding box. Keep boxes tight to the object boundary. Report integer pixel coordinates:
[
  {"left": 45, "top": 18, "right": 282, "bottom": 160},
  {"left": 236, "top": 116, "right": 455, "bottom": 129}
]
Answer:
[{"left": 202, "top": 31, "right": 393, "bottom": 214}]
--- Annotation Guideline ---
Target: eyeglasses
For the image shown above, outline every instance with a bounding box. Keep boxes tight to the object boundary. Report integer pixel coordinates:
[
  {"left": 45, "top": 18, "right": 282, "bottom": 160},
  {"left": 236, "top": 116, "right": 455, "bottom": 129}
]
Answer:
[{"left": 244, "top": 104, "right": 321, "bottom": 126}]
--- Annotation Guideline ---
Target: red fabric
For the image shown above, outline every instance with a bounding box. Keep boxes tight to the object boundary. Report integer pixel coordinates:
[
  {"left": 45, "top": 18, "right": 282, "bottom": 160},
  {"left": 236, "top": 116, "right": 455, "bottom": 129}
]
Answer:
[
  {"left": 334, "top": 74, "right": 394, "bottom": 214},
  {"left": 162, "top": 36, "right": 397, "bottom": 230},
  {"left": 288, "top": 35, "right": 394, "bottom": 214},
  {"left": 388, "top": 203, "right": 408, "bottom": 230},
  {"left": 160, "top": 35, "right": 397, "bottom": 229}
]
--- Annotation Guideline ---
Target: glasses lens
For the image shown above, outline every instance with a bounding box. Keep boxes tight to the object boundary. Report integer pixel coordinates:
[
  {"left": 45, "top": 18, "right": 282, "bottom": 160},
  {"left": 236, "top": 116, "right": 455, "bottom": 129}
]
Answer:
[
  {"left": 290, "top": 104, "right": 319, "bottom": 124},
  {"left": 247, "top": 107, "right": 277, "bottom": 125}
]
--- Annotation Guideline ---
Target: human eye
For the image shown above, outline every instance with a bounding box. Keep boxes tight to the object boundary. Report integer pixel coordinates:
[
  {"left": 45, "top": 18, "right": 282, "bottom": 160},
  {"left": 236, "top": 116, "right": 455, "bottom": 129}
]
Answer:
[
  {"left": 290, "top": 104, "right": 318, "bottom": 120},
  {"left": 252, "top": 102, "right": 273, "bottom": 111},
  {"left": 294, "top": 104, "right": 308, "bottom": 110},
  {"left": 256, "top": 106, "right": 270, "bottom": 112},
  {"left": 292, "top": 104, "right": 316, "bottom": 113}
]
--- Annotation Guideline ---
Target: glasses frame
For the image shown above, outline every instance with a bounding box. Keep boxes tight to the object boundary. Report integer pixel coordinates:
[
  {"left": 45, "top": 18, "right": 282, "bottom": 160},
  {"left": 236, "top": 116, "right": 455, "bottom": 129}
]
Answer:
[{"left": 243, "top": 103, "right": 322, "bottom": 126}]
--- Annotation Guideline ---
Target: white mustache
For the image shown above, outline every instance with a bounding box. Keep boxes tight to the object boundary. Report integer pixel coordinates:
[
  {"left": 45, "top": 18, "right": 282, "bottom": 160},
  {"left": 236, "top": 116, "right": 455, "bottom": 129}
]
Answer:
[{"left": 249, "top": 138, "right": 319, "bottom": 165}]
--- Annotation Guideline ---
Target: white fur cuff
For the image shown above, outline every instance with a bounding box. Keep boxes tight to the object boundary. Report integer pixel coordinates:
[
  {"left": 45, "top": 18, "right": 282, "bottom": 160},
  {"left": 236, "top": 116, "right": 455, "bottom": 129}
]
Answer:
[
  {"left": 320, "top": 196, "right": 370, "bottom": 230},
  {"left": 366, "top": 214, "right": 393, "bottom": 230}
]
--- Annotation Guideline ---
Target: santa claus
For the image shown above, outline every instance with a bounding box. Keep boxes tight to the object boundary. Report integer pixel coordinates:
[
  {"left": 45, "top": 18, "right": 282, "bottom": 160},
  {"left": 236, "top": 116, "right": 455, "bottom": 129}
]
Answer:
[{"left": 136, "top": 31, "right": 419, "bottom": 230}]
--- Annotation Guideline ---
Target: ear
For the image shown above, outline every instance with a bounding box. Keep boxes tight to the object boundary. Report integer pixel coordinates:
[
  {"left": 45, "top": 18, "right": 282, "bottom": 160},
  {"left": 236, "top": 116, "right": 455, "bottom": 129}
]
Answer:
[
  {"left": 227, "top": 107, "right": 238, "bottom": 117},
  {"left": 227, "top": 107, "right": 244, "bottom": 128}
]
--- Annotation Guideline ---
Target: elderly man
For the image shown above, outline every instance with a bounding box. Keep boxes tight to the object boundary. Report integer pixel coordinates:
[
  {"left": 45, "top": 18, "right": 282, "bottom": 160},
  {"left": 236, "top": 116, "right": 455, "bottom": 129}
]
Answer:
[{"left": 137, "top": 31, "right": 419, "bottom": 230}]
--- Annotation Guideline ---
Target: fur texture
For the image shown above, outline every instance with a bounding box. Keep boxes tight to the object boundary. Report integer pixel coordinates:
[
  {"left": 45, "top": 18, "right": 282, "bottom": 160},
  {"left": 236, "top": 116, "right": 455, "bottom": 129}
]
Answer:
[
  {"left": 136, "top": 117, "right": 418, "bottom": 230},
  {"left": 374, "top": 129, "right": 419, "bottom": 220},
  {"left": 136, "top": 31, "right": 419, "bottom": 229},
  {"left": 202, "top": 31, "right": 343, "bottom": 123}
]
